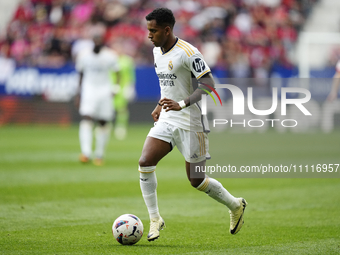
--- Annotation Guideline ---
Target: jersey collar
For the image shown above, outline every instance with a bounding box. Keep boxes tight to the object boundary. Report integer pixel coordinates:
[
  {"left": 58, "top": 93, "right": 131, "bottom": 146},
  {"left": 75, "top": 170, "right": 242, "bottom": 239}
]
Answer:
[{"left": 160, "top": 37, "right": 178, "bottom": 55}]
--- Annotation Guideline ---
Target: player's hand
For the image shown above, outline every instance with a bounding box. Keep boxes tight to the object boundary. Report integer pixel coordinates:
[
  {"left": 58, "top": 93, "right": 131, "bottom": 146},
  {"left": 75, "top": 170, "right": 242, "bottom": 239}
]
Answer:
[
  {"left": 159, "top": 97, "right": 181, "bottom": 112},
  {"left": 151, "top": 104, "right": 162, "bottom": 122}
]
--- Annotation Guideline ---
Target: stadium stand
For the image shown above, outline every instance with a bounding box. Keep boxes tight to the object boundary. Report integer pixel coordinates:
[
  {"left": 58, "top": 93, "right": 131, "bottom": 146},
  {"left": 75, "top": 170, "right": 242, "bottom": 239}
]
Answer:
[{"left": 1, "top": 0, "right": 318, "bottom": 74}]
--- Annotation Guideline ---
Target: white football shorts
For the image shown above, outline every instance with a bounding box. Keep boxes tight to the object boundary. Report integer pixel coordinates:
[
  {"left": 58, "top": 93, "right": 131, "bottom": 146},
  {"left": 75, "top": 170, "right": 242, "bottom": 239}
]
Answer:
[
  {"left": 79, "top": 88, "right": 114, "bottom": 121},
  {"left": 147, "top": 121, "right": 210, "bottom": 163}
]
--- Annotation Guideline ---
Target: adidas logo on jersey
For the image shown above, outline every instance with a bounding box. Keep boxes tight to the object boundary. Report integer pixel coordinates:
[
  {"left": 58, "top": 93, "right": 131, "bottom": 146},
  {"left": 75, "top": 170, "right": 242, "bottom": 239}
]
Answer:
[{"left": 191, "top": 153, "right": 198, "bottom": 159}]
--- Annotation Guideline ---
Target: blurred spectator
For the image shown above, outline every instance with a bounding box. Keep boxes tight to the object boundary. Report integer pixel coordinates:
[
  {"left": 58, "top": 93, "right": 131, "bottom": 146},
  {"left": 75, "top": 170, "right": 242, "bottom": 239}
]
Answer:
[
  {"left": 49, "top": 0, "right": 66, "bottom": 25},
  {"left": 102, "top": 1, "right": 128, "bottom": 26},
  {"left": 13, "top": 0, "right": 35, "bottom": 23},
  {"left": 69, "top": 1, "right": 94, "bottom": 26},
  {"left": 43, "top": 26, "right": 72, "bottom": 67},
  {"left": 10, "top": 33, "right": 30, "bottom": 64}
]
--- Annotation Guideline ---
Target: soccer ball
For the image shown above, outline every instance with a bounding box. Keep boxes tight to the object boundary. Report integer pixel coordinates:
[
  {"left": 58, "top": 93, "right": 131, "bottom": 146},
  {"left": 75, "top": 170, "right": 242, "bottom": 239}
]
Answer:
[{"left": 112, "top": 214, "right": 144, "bottom": 245}]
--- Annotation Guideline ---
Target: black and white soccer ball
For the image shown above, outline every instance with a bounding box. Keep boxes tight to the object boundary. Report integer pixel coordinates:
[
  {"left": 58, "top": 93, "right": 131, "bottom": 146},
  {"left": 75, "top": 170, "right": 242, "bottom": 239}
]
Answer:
[{"left": 112, "top": 214, "right": 144, "bottom": 245}]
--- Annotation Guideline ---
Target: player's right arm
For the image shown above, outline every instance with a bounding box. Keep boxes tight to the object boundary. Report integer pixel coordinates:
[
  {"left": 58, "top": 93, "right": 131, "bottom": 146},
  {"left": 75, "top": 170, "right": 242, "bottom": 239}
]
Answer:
[{"left": 159, "top": 72, "right": 215, "bottom": 112}]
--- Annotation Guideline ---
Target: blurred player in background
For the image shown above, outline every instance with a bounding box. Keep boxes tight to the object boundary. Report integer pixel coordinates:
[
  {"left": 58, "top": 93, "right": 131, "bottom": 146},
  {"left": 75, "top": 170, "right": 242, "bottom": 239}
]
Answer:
[
  {"left": 138, "top": 8, "right": 247, "bottom": 242},
  {"left": 110, "top": 41, "right": 136, "bottom": 140},
  {"left": 327, "top": 60, "right": 340, "bottom": 101},
  {"left": 75, "top": 35, "right": 120, "bottom": 166}
]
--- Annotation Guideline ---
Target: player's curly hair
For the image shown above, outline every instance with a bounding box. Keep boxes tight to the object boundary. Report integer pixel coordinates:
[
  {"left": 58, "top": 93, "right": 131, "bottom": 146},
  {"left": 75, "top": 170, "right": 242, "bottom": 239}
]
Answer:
[{"left": 145, "top": 8, "right": 176, "bottom": 29}]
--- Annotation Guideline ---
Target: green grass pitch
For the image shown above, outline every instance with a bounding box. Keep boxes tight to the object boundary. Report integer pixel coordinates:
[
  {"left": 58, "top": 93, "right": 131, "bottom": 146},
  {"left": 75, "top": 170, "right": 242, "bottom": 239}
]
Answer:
[{"left": 0, "top": 124, "right": 339, "bottom": 254}]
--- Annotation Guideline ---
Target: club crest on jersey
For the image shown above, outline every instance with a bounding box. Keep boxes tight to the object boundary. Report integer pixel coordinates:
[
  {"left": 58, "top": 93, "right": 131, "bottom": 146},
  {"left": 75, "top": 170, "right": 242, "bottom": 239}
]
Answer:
[
  {"left": 168, "top": 60, "right": 173, "bottom": 71},
  {"left": 193, "top": 58, "right": 205, "bottom": 72}
]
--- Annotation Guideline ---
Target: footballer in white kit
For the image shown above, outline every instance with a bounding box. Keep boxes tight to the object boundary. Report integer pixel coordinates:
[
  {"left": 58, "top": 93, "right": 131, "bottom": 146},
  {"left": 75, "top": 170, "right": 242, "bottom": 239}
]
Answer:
[
  {"left": 76, "top": 46, "right": 119, "bottom": 120},
  {"left": 148, "top": 38, "right": 211, "bottom": 163},
  {"left": 139, "top": 8, "right": 247, "bottom": 242},
  {"left": 75, "top": 36, "right": 120, "bottom": 165},
  {"left": 153, "top": 38, "right": 210, "bottom": 132}
]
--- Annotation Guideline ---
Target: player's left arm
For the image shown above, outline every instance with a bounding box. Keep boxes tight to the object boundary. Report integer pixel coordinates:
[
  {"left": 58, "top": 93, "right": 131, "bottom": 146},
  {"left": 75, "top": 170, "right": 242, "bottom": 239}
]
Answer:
[{"left": 160, "top": 72, "right": 215, "bottom": 112}]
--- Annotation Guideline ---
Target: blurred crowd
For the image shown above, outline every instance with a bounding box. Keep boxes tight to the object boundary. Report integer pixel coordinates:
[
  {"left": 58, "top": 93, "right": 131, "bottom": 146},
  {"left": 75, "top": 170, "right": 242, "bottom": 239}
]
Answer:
[{"left": 0, "top": 0, "right": 318, "bottom": 79}]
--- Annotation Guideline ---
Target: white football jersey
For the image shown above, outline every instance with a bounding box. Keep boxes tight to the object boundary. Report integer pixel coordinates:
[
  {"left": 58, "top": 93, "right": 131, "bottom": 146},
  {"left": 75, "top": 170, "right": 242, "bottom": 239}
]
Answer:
[
  {"left": 76, "top": 47, "right": 120, "bottom": 94},
  {"left": 153, "top": 38, "right": 210, "bottom": 132}
]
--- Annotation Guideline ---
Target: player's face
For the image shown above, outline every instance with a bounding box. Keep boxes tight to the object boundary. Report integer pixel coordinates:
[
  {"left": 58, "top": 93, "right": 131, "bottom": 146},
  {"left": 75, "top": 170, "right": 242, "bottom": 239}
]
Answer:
[{"left": 147, "top": 20, "right": 169, "bottom": 48}]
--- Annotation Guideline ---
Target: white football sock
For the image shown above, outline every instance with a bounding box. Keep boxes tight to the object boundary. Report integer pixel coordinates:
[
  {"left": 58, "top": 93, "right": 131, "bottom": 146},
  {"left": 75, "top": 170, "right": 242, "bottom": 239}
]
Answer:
[
  {"left": 139, "top": 166, "right": 160, "bottom": 219},
  {"left": 79, "top": 119, "right": 93, "bottom": 157},
  {"left": 197, "top": 176, "right": 240, "bottom": 211},
  {"left": 94, "top": 124, "right": 111, "bottom": 159}
]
